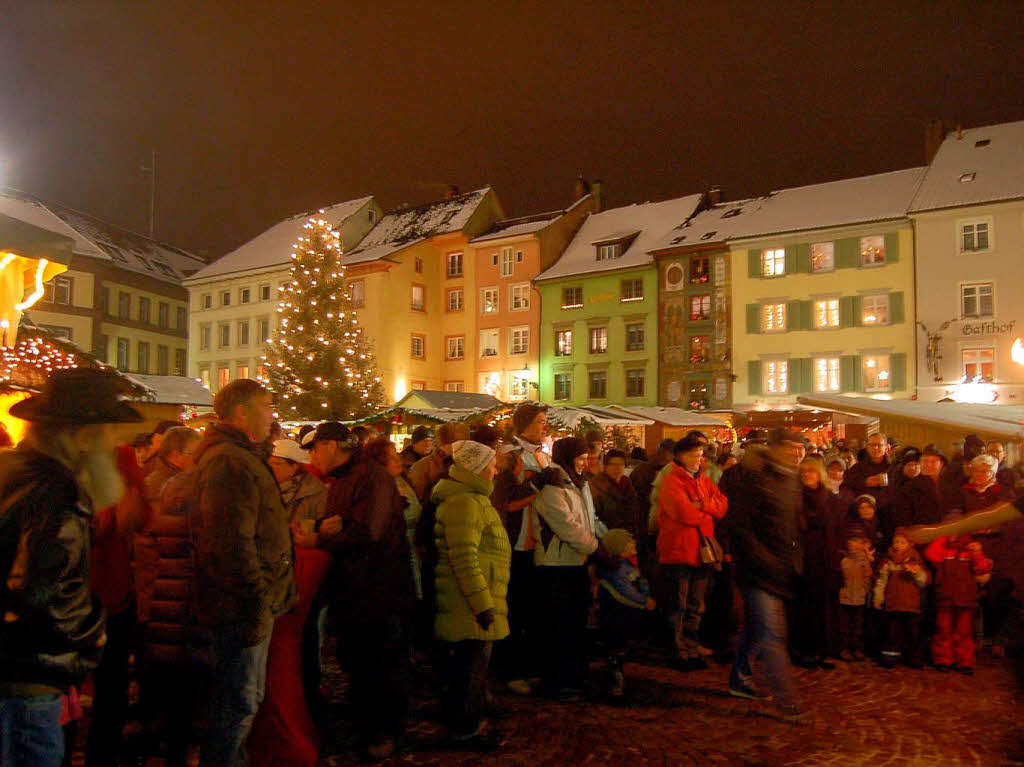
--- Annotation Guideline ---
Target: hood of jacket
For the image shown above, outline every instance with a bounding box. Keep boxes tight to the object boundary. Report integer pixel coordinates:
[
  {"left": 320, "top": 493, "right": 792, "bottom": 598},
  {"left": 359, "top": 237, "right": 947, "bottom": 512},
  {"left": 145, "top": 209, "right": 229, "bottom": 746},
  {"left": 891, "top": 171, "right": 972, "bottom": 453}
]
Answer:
[{"left": 432, "top": 464, "right": 494, "bottom": 502}]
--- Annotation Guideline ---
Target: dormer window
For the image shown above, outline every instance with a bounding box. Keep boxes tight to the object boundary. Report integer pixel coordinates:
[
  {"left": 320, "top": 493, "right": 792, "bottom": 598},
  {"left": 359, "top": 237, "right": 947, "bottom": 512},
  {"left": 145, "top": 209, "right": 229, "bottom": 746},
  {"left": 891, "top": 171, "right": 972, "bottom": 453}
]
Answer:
[
  {"left": 974, "top": 139, "right": 990, "bottom": 148},
  {"left": 597, "top": 243, "right": 622, "bottom": 261},
  {"left": 960, "top": 172, "right": 976, "bottom": 183}
]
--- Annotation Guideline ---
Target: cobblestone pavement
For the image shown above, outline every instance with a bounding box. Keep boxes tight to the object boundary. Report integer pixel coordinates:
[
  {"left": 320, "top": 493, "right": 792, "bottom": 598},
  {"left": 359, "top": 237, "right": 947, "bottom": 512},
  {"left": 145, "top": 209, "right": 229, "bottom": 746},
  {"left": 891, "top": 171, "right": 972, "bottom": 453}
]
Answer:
[{"left": 317, "top": 651, "right": 1024, "bottom": 767}]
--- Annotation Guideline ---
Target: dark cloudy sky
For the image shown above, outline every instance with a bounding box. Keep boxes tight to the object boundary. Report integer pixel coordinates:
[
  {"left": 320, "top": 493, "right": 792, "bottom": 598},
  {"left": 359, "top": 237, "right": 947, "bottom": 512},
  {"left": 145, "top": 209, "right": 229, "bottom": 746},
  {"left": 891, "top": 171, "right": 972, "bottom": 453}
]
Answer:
[{"left": 1, "top": 1, "right": 1022, "bottom": 259}]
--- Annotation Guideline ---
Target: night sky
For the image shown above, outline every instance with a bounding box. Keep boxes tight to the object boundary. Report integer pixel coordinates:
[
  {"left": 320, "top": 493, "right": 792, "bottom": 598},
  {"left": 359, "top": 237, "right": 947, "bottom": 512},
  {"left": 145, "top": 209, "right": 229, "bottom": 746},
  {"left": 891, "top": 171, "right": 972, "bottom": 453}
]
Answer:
[{"left": 2, "top": 1, "right": 1022, "bottom": 260}]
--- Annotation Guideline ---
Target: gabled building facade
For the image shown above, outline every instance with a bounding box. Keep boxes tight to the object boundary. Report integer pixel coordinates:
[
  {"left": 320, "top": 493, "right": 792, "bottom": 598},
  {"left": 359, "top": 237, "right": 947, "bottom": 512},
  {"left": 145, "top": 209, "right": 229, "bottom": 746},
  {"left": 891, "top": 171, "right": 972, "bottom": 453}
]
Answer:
[
  {"left": 729, "top": 169, "right": 924, "bottom": 407},
  {"left": 0, "top": 189, "right": 205, "bottom": 376},
  {"left": 536, "top": 195, "right": 703, "bottom": 406},
  {"left": 341, "top": 187, "right": 504, "bottom": 401},
  {"left": 468, "top": 194, "right": 593, "bottom": 402},
  {"left": 184, "top": 197, "right": 379, "bottom": 392},
  {"left": 909, "top": 120, "right": 1024, "bottom": 404}
]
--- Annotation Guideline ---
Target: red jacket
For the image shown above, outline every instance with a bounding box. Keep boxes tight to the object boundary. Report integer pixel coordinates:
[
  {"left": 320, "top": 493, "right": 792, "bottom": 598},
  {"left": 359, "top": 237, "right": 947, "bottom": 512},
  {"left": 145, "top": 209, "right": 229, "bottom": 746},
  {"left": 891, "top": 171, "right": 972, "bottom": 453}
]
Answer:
[
  {"left": 656, "top": 464, "right": 728, "bottom": 566},
  {"left": 924, "top": 535, "right": 992, "bottom": 607}
]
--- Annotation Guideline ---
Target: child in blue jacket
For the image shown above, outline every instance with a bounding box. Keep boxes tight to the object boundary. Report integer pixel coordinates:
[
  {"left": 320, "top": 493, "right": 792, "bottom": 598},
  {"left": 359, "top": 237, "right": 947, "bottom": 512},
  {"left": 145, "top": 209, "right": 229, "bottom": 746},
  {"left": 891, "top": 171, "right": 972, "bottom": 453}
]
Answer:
[{"left": 597, "top": 529, "right": 656, "bottom": 698}]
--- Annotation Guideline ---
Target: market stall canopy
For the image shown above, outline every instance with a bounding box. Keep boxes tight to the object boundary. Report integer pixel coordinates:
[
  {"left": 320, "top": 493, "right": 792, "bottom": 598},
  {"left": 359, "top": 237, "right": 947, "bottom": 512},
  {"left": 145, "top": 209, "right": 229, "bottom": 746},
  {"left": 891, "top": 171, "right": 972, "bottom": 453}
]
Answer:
[
  {"left": 546, "top": 405, "right": 655, "bottom": 430},
  {"left": 0, "top": 213, "right": 74, "bottom": 266},
  {"left": 797, "top": 394, "right": 1024, "bottom": 449},
  {"left": 607, "top": 406, "right": 730, "bottom": 428},
  {"left": 394, "top": 389, "right": 503, "bottom": 411},
  {"left": 351, "top": 403, "right": 511, "bottom": 426},
  {"left": 125, "top": 374, "right": 213, "bottom": 406}
]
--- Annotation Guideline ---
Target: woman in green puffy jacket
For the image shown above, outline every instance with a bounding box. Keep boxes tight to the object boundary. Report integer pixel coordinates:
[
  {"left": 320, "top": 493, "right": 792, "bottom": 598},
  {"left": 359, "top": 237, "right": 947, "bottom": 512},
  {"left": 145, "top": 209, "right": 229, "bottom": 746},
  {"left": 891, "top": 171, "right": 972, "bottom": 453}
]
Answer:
[{"left": 431, "top": 439, "right": 511, "bottom": 750}]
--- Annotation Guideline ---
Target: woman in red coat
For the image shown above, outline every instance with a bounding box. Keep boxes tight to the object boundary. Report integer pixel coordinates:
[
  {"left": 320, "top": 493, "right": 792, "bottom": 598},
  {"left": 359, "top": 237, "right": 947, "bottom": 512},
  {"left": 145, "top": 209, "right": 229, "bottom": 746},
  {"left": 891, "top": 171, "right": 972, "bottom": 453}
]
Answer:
[{"left": 655, "top": 435, "right": 727, "bottom": 670}]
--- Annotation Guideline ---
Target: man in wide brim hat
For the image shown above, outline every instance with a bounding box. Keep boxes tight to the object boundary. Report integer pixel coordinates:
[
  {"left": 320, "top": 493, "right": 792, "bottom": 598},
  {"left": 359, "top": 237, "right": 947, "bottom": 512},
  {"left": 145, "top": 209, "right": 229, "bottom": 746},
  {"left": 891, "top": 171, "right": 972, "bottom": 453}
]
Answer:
[{"left": 0, "top": 367, "right": 142, "bottom": 765}]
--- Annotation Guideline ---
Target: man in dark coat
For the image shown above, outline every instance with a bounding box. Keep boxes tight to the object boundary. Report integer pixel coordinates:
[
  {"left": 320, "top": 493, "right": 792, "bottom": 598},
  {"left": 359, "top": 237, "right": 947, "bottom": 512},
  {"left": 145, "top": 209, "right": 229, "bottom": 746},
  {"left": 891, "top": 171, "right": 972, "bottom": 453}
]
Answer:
[
  {"left": 0, "top": 368, "right": 140, "bottom": 766},
  {"left": 727, "top": 429, "right": 806, "bottom": 721},
  {"left": 589, "top": 449, "right": 644, "bottom": 540},
  {"left": 629, "top": 438, "right": 675, "bottom": 507},
  {"left": 192, "top": 380, "right": 297, "bottom": 767},
  {"left": 311, "top": 422, "right": 414, "bottom": 760},
  {"left": 890, "top": 446, "right": 951, "bottom": 532},
  {"left": 400, "top": 426, "right": 434, "bottom": 472},
  {"left": 987, "top": 441, "right": 1020, "bottom": 495}
]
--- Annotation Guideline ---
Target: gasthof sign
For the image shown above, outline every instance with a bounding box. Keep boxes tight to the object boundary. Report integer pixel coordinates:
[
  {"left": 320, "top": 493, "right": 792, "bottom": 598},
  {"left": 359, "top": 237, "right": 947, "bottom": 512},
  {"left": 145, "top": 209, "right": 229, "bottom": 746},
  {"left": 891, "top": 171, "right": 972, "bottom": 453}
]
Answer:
[{"left": 961, "top": 319, "right": 1016, "bottom": 336}]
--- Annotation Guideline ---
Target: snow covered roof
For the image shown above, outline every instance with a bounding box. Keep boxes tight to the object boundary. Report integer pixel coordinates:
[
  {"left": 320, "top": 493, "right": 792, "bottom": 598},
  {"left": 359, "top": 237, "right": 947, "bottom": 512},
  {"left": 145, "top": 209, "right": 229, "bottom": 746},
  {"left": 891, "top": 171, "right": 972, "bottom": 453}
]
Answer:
[
  {"left": 535, "top": 194, "right": 704, "bottom": 282},
  {"left": 126, "top": 374, "right": 213, "bottom": 406},
  {"left": 649, "top": 199, "right": 763, "bottom": 252},
  {"left": 546, "top": 405, "right": 654, "bottom": 429},
  {"left": 188, "top": 197, "right": 374, "bottom": 281},
  {"left": 471, "top": 215, "right": 558, "bottom": 243},
  {"left": 396, "top": 390, "right": 503, "bottom": 410},
  {"left": 0, "top": 189, "right": 206, "bottom": 285},
  {"left": 797, "top": 394, "right": 1024, "bottom": 440},
  {"left": 344, "top": 188, "right": 492, "bottom": 265},
  {"left": 909, "top": 120, "right": 1024, "bottom": 212},
  {"left": 608, "top": 406, "right": 731, "bottom": 427}
]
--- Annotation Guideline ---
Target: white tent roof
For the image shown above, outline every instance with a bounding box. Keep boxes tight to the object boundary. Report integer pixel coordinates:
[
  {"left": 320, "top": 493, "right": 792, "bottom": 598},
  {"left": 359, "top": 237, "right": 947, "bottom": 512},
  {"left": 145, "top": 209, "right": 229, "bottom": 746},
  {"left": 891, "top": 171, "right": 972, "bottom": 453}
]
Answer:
[
  {"left": 796, "top": 394, "right": 1024, "bottom": 440},
  {"left": 126, "top": 374, "right": 213, "bottom": 406},
  {"left": 608, "top": 406, "right": 731, "bottom": 428},
  {"left": 546, "top": 405, "right": 654, "bottom": 429}
]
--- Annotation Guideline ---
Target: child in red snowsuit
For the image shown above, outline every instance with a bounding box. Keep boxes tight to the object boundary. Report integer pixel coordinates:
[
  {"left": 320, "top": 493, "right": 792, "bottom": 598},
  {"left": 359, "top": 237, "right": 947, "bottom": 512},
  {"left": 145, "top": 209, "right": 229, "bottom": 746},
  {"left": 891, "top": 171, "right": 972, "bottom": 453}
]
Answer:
[{"left": 924, "top": 531, "right": 992, "bottom": 673}]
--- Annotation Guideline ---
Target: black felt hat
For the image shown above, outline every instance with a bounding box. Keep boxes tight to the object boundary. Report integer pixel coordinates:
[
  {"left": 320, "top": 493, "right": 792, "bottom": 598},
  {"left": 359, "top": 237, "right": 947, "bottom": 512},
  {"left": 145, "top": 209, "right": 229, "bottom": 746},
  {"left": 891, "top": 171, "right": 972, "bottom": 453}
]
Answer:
[{"left": 10, "top": 368, "right": 143, "bottom": 424}]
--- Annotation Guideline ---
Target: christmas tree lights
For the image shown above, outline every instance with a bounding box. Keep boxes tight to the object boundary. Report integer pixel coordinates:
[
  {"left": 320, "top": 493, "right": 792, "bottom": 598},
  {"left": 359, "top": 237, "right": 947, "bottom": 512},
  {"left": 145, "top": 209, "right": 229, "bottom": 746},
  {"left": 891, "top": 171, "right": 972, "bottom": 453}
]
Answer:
[{"left": 260, "top": 214, "right": 385, "bottom": 420}]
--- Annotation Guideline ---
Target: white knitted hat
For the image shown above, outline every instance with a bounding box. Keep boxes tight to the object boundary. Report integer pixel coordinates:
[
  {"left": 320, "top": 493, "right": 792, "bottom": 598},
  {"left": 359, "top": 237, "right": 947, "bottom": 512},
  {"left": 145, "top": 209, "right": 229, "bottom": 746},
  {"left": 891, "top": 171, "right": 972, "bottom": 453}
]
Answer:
[{"left": 451, "top": 440, "right": 496, "bottom": 475}]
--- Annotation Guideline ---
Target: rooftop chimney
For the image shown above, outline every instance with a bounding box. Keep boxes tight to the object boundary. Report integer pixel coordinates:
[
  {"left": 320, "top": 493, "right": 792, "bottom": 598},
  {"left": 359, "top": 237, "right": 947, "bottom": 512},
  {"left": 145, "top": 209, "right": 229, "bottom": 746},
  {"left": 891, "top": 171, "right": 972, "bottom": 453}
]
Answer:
[
  {"left": 591, "top": 179, "right": 604, "bottom": 212},
  {"left": 444, "top": 184, "right": 460, "bottom": 199},
  {"left": 707, "top": 186, "right": 722, "bottom": 206},
  {"left": 924, "top": 118, "right": 945, "bottom": 164},
  {"left": 956, "top": 124, "right": 963, "bottom": 140},
  {"left": 573, "top": 173, "right": 590, "bottom": 203}
]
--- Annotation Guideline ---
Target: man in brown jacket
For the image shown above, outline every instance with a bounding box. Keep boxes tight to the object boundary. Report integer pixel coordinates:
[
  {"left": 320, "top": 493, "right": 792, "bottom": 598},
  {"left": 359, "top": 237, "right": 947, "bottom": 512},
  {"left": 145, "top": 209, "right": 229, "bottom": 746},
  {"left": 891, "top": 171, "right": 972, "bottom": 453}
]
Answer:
[
  {"left": 407, "top": 422, "right": 469, "bottom": 504},
  {"left": 191, "top": 380, "right": 297, "bottom": 767}
]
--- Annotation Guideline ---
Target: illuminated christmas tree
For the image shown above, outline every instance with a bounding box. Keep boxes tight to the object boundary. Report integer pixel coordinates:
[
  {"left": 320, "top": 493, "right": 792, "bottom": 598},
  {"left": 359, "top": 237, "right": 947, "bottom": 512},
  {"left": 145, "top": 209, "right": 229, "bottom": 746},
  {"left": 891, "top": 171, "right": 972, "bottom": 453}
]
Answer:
[{"left": 261, "top": 214, "right": 385, "bottom": 420}]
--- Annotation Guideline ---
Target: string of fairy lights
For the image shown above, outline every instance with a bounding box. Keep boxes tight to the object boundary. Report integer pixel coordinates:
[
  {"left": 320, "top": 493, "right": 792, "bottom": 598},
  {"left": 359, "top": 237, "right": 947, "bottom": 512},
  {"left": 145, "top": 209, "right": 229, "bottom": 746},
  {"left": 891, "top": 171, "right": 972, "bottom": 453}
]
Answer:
[
  {"left": 0, "top": 334, "right": 82, "bottom": 385},
  {"left": 260, "top": 214, "right": 384, "bottom": 419}
]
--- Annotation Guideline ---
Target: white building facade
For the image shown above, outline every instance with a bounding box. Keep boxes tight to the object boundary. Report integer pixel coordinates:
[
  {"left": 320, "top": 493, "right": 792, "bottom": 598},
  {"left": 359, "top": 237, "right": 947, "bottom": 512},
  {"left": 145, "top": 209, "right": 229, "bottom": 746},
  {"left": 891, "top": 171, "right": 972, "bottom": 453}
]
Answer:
[{"left": 910, "top": 120, "right": 1024, "bottom": 404}]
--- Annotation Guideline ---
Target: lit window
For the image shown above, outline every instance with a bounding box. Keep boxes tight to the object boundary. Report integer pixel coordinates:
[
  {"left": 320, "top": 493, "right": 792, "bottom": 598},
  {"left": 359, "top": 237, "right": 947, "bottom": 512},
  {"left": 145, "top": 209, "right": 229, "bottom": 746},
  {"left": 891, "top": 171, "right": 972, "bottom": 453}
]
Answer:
[
  {"left": 481, "top": 287, "right": 499, "bottom": 314},
  {"left": 689, "top": 336, "right": 711, "bottom": 363},
  {"left": 446, "top": 252, "right": 463, "bottom": 277},
  {"left": 690, "top": 295, "right": 711, "bottom": 321},
  {"left": 689, "top": 381, "right": 709, "bottom": 410},
  {"left": 509, "top": 327, "right": 529, "bottom": 355},
  {"left": 444, "top": 381, "right": 464, "bottom": 392},
  {"left": 588, "top": 370, "right": 608, "bottom": 399},
  {"left": 480, "top": 329, "right": 499, "bottom": 357},
  {"left": 554, "top": 373, "right": 572, "bottom": 401},
  {"left": 626, "top": 369, "right": 645, "bottom": 398},
  {"left": 561, "top": 286, "right": 583, "bottom": 309},
  {"left": 411, "top": 284, "right": 425, "bottom": 311},
  {"left": 862, "top": 294, "right": 890, "bottom": 325},
  {"left": 763, "top": 360, "right": 789, "bottom": 394},
  {"left": 237, "top": 365, "right": 250, "bottom": 380},
  {"left": 860, "top": 235, "right": 886, "bottom": 266},
  {"left": 811, "top": 242, "right": 834, "bottom": 272},
  {"left": 961, "top": 283, "right": 993, "bottom": 318},
  {"left": 411, "top": 334, "right": 425, "bottom": 359},
  {"left": 960, "top": 221, "right": 990, "bottom": 253},
  {"left": 501, "top": 247, "right": 514, "bottom": 277},
  {"left": 589, "top": 327, "right": 608, "bottom": 354},
  {"left": 447, "top": 288, "right": 464, "bottom": 312},
  {"left": 690, "top": 256, "right": 709, "bottom": 284},
  {"left": 814, "top": 298, "right": 840, "bottom": 328},
  {"left": 596, "top": 243, "right": 622, "bottom": 261},
  {"left": 962, "top": 348, "right": 994, "bottom": 382},
  {"left": 761, "top": 248, "right": 785, "bottom": 277},
  {"left": 862, "top": 355, "right": 891, "bottom": 392},
  {"left": 199, "top": 367, "right": 210, "bottom": 388},
  {"left": 555, "top": 329, "right": 573, "bottom": 356},
  {"left": 626, "top": 323, "right": 645, "bottom": 352},
  {"left": 508, "top": 373, "right": 529, "bottom": 400},
  {"left": 761, "top": 302, "right": 786, "bottom": 332},
  {"left": 814, "top": 357, "right": 840, "bottom": 393},
  {"left": 510, "top": 284, "right": 530, "bottom": 311},
  {"left": 621, "top": 279, "right": 644, "bottom": 302},
  {"left": 446, "top": 336, "right": 464, "bottom": 360},
  {"left": 218, "top": 368, "right": 230, "bottom": 389},
  {"left": 349, "top": 280, "right": 365, "bottom": 308}
]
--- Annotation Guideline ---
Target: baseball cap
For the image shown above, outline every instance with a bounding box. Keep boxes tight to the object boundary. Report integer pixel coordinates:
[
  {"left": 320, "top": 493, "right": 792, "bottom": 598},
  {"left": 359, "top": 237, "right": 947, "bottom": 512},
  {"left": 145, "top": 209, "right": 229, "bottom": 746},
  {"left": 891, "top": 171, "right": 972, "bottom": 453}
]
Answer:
[{"left": 302, "top": 421, "right": 360, "bottom": 449}]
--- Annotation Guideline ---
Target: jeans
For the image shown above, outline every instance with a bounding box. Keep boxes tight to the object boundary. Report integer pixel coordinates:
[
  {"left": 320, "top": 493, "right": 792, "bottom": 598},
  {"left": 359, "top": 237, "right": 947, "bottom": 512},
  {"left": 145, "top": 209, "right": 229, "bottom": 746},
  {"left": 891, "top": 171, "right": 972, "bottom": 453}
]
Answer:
[
  {"left": 85, "top": 604, "right": 136, "bottom": 766},
  {"left": 442, "top": 640, "right": 492, "bottom": 737},
  {"left": 0, "top": 694, "right": 64, "bottom": 767},
  {"left": 661, "top": 564, "right": 710, "bottom": 658},
  {"left": 199, "top": 631, "right": 272, "bottom": 767},
  {"left": 730, "top": 586, "right": 800, "bottom": 710},
  {"left": 883, "top": 611, "right": 922, "bottom": 665}
]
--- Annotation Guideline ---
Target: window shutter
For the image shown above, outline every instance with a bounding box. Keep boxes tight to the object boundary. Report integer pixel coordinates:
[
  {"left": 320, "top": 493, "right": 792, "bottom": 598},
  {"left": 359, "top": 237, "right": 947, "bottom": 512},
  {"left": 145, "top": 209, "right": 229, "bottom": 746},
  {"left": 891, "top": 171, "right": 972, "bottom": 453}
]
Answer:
[
  {"left": 841, "top": 355, "right": 861, "bottom": 393},
  {"left": 786, "top": 300, "right": 802, "bottom": 331},
  {"left": 789, "top": 358, "right": 812, "bottom": 394},
  {"left": 748, "top": 249, "right": 761, "bottom": 278},
  {"left": 799, "top": 300, "right": 813, "bottom": 330},
  {"left": 794, "top": 243, "right": 811, "bottom": 273},
  {"left": 746, "top": 303, "right": 761, "bottom": 334},
  {"left": 784, "top": 247, "right": 797, "bottom": 275},
  {"left": 748, "top": 360, "right": 762, "bottom": 396},
  {"left": 890, "top": 291, "right": 905, "bottom": 324},
  {"left": 837, "top": 237, "right": 859, "bottom": 269},
  {"left": 852, "top": 295, "right": 863, "bottom": 326},
  {"left": 840, "top": 296, "right": 855, "bottom": 328},
  {"left": 891, "top": 352, "right": 907, "bottom": 391},
  {"left": 884, "top": 232, "right": 899, "bottom": 263}
]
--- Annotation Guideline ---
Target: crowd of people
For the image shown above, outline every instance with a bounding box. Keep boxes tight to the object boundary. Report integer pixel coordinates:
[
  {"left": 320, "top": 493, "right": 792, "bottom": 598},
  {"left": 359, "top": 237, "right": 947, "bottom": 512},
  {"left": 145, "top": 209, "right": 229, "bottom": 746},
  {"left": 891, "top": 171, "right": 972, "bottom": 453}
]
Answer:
[{"left": 2, "top": 370, "right": 1023, "bottom": 765}]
